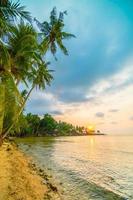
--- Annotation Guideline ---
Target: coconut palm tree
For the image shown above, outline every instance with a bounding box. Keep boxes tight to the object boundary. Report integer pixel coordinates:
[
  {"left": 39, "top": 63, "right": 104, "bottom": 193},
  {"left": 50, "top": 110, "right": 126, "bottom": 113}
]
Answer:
[
  {"left": 3, "top": 61, "right": 53, "bottom": 139},
  {"left": 34, "top": 7, "right": 75, "bottom": 57},
  {"left": 0, "top": 1, "right": 32, "bottom": 144},
  {"left": 8, "top": 21, "right": 38, "bottom": 83},
  {"left": 0, "top": 2, "right": 34, "bottom": 144},
  {"left": 0, "top": 6, "right": 75, "bottom": 144},
  {"left": 0, "top": 22, "right": 53, "bottom": 142}
]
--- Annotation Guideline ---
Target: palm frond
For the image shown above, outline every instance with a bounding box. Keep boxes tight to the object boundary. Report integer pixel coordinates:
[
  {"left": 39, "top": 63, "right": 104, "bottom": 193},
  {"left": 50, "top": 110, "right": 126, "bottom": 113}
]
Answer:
[
  {"left": 8, "top": 22, "right": 38, "bottom": 81},
  {"left": 40, "top": 36, "right": 49, "bottom": 53},
  {"left": 0, "top": 17, "right": 10, "bottom": 36},
  {"left": 50, "top": 42, "right": 57, "bottom": 56},
  {"left": 34, "top": 18, "right": 45, "bottom": 32},
  {"left": 56, "top": 38, "right": 68, "bottom": 55},
  {"left": 32, "top": 62, "right": 53, "bottom": 89},
  {"left": 2, "top": 72, "right": 23, "bottom": 133},
  {"left": 34, "top": 18, "right": 51, "bottom": 37},
  {"left": 0, "top": 39, "right": 10, "bottom": 70},
  {"left": 50, "top": 7, "right": 57, "bottom": 25},
  {"left": 62, "top": 32, "right": 76, "bottom": 39},
  {"left": 0, "top": 0, "right": 31, "bottom": 21}
]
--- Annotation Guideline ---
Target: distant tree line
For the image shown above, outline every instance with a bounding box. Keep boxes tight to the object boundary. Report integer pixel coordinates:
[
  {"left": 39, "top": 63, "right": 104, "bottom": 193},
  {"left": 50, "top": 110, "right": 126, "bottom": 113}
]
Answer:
[{"left": 10, "top": 113, "right": 86, "bottom": 137}]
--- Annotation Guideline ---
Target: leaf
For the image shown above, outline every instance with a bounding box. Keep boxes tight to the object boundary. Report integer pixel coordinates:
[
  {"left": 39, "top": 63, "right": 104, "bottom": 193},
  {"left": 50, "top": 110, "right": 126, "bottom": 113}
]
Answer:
[
  {"left": 56, "top": 38, "right": 68, "bottom": 55},
  {"left": 1, "top": 72, "right": 23, "bottom": 133},
  {"left": 62, "top": 32, "right": 76, "bottom": 39},
  {"left": 0, "top": 0, "right": 31, "bottom": 22},
  {"left": 0, "top": 39, "right": 10, "bottom": 69},
  {"left": 50, "top": 7, "right": 57, "bottom": 25}
]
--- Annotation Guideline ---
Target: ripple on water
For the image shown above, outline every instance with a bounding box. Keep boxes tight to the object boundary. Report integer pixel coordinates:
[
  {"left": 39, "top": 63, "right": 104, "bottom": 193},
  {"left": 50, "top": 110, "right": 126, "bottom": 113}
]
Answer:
[{"left": 16, "top": 136, "right": 133, "bottom": 200}]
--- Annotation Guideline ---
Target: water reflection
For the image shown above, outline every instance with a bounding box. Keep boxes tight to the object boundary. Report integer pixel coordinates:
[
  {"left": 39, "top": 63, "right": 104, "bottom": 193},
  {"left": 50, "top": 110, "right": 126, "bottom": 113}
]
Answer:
[
  {"left": 16, "top": 136, "right": 56, "bottom": 146},
  {"left": 89, "top": 136, "right": 95, "bottom": 146},
  {"left": 16, "top": 136, "right": 133, "bottom": 200}
]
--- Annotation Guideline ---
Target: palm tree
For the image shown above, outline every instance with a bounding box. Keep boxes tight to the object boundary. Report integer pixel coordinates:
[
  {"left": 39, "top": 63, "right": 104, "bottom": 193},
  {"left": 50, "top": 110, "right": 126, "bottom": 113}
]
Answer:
[
  {"left": 0, "top": 0, "right": 31, "bottom": 36},
  {"left": 8, "top": 21, "right": 38, "bottom": 84},
  {"left": 0, "top": 1, "right": 32, "bottom": 144},
  {"left": 0, "top": 6, "right": 75, "bottom": 144},
  {"left": 34, "top": 7, "right": 75, "bottom": 57},
  {"left": 0, "top": 22, "right": 38, "bottom": 131},
  {"left": 3, "top": 61, "right": 53, "bottom": 139},
  {"left": 0, "top": 22, "right": 53, "bottom": 141}
]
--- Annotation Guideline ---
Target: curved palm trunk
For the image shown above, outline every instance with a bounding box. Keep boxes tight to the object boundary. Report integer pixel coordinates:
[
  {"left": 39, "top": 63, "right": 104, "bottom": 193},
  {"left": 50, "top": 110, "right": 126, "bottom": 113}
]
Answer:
[
  {"left": 0, "top": 135, "right": 3, "bottom": 146},
  {"left": 2, "top": 85, "right": 34, "bottom": 140},
  {"left": 2, "top": 62, "right": 49, "bottom": 140}
]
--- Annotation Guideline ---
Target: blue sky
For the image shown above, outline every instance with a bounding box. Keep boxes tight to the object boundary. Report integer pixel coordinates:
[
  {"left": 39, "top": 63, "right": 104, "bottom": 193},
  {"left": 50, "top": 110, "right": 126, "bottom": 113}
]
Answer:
[{"left": 20, "top": 0, "right": 133, "bottom": 134}]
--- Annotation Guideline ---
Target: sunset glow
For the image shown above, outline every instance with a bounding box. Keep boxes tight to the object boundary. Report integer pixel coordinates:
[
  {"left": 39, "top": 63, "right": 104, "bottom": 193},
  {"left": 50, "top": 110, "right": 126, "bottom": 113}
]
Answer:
[
  {"left": 24, "top": 0, "right": 133, "bottom": 135},
  {"left": 87, "top": 125, "right": 95, "bottom": 133},
  {"left": 0, "top": 1, "right": 133, "bottom": 200}
]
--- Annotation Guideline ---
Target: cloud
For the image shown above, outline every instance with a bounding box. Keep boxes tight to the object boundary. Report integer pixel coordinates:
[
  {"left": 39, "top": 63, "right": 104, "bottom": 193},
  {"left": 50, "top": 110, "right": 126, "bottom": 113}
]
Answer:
[
  {"left": 129, "top": 116, "right": 133, "bottom": 121},
  {"left": 55, "top": 89, "right": 96, "bottom": 103},
  {"left": 21, "top": 0, "right": 133, "bottom": 134},
  {"left": 26, "top": 91, "right": 61, "bottom": 115},
  {"left": 111, "top": 121, "right": 118, "bottom": 125},
  {"left": 95, "top": 112, "right": 104, "bottom": 118},
  {"left": 109, "top": 109, "right": 119, "bottom": 113},
  {"left": 22, "top": 0, "right": 133, "bottom": 104},
  {"left": 50, "top": 110, "right": 64, "bottom": 115}
]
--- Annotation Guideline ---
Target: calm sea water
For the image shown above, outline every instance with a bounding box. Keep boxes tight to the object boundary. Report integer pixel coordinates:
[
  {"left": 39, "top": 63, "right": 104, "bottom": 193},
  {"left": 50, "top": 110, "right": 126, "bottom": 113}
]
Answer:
[{"left": 16, "top": 135, "right": 133, "bottom": 200}]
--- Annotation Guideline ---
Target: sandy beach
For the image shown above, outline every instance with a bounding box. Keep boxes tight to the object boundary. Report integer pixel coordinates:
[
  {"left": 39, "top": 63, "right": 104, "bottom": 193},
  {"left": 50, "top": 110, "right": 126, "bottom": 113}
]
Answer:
[{"left": 0, "top": 142, "right": 60, "bottom": 200}]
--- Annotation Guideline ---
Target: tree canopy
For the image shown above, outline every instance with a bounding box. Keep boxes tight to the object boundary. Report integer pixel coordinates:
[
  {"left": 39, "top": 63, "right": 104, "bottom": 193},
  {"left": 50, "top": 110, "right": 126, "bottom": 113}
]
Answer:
[
  {"left": 13, "top": 113, "right": 86, "bottom": 137},
  {"left": 0, "top": 1, "right": 75, "bottom": 144}
]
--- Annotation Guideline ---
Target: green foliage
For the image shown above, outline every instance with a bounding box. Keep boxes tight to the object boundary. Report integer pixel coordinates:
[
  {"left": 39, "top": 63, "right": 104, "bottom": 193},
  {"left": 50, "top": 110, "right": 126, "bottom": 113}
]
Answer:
[
  {"left": 0, "top": 1, "right": 75, "bottom": 141},
  {"left": 0, "top": 73, "right": 23, "bottom": 135},
  {"left": 39, "top": 114, "right": 57, "bottom": 135},
  {"left": 0, "top": 0, "right": 31, "bottom": 37},
  {"left": 0, "top": 1, "right": 31, "bottom": 21},
  {"left": 14, "top": 113, "right": 85, "bottom": 137},
  {"left": 34, "top": 7, "right": 75, "bottom": 57}
]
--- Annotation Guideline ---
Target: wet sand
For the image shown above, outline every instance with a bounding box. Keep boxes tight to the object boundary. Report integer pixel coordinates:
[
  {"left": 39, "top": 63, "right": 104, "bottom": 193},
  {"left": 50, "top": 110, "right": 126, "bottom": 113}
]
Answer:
[{"left": 0, "top": 142, "right": 60, "bottom": 200}]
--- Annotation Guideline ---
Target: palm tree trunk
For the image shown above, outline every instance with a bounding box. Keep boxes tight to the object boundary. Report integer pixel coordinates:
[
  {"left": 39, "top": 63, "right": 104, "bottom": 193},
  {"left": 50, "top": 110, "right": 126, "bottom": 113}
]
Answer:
[
  {"left": 2, "top": 85, "right": 35, "bottom": 139},
  {"left": 0, "top": 135, "right": 3, "bottom": 146},
  {"left": 0, "top": 82, "right": 5, "bottom": 146}
]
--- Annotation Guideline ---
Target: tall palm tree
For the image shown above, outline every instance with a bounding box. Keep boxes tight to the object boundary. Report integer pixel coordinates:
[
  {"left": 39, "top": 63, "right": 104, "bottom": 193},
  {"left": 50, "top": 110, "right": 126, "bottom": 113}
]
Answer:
[
  {"left": 34, "top": 7, "right": 75, "bottom": 57},
  {"left": 0, "top": 22, "right": 53, "bottom": 141},
  {"left": 3, "top": 62, "right": 53, "bottom": 139},
  {"left": 0, "top": 0, "right": 32, "bottom": 79},
  {"left": 0, "top": 1, "right": 33, "bottom": 141},
  {"left": 0, "top": 6, "right": 75, "bottom": 144}
]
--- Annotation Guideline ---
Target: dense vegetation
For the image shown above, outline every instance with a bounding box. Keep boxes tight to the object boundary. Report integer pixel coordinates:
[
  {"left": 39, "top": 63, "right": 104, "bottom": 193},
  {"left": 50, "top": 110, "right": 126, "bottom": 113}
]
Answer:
[
  {"left": 11, "top": 113, "right": 86, "bottom": 137},
  {"left": 0, "top": 1, "right": 75, "bottom": 144}
]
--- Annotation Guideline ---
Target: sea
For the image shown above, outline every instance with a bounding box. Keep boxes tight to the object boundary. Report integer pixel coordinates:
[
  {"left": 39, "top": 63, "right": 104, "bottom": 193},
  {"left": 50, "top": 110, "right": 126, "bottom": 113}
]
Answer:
[{"left": 16, "top": 135, "right": 133, "bottom": 200}]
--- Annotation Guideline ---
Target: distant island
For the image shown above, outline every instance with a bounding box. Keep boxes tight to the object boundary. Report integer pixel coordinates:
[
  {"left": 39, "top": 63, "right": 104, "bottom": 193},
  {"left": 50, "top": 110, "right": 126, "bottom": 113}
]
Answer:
[{"left": 11, "top": 113, "right": 105, "bottom": 137}]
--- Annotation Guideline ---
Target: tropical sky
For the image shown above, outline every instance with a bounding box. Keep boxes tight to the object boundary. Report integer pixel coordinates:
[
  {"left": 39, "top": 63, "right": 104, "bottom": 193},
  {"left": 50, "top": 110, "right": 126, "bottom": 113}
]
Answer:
[{"left": 20, "top": 0, "right": 133, "bottom": 134}]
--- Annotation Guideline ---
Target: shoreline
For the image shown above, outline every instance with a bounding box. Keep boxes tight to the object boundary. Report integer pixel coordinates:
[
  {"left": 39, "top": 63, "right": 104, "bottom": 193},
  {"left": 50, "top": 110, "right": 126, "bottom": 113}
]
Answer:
[
  {"left": 0, "top": 142, "right": 61, "bottom": 200},
  {"left": 0, "top": 139, "right": 127, "bottom": 200},
  {"left": 13, "top": 133, "right": 106, "bottom": 140}
]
